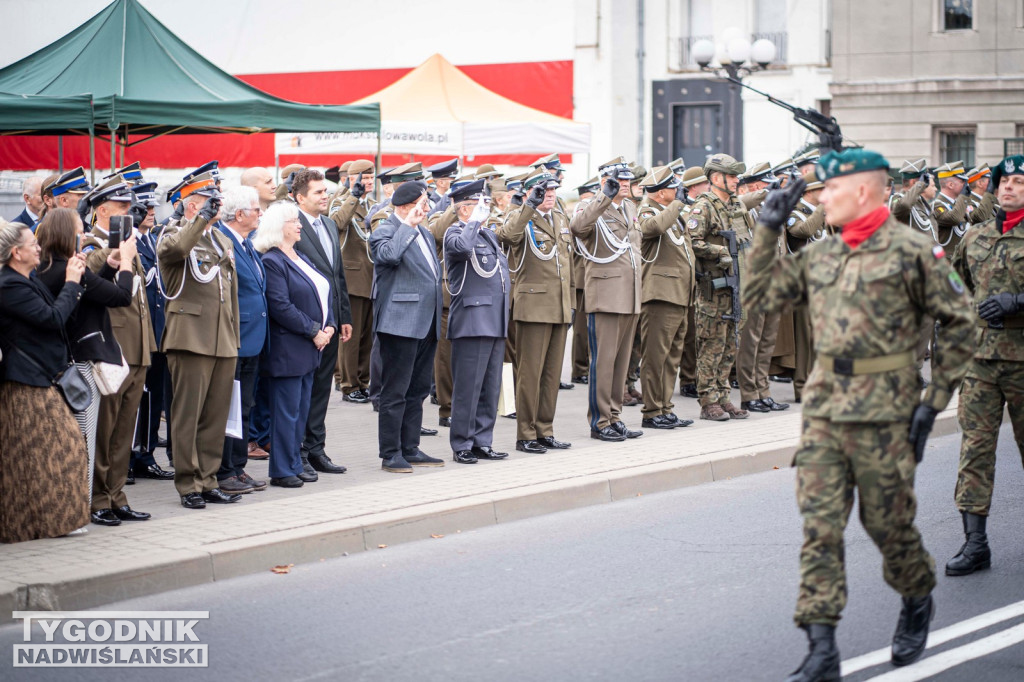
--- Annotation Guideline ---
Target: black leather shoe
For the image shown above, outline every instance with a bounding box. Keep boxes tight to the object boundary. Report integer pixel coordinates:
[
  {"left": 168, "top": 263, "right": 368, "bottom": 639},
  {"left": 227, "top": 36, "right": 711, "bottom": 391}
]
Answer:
[
  {"left": 770, "top": 374, "right": 793, "bottom": 383},
  {"left": 439, "top": 417, "right": 452, "bottom": 427},
  {"left": 405, "top": 449, "right": 445, "bottom": 466},
  {"left": 741, "top": 399, "right": 771, "bottom": 413},
  {"left": 113, "top": 505, "right": 151, "bottom": 521},
  {"left": 180, "top": 493, "right": 206, "bottom": 509},
  {"left": 763, "top": 397, "right": 790, "bottom": 411},
  {"left": 343, "top": 390, "right": 370, "bottom": 404},
  {"left": 679, "top": 383, "right": 699, "bottom": 399},
  {"left": 134, "top": 462, "right": 175, "bottom": 480},
  {"left": 420, "top": 426, "right": 438, "bottom": 436},
  {"left": 537, "top": 436, "right": 571, "bottom": 449},
  {"left": 785, "top": 624, "right": 840, "bottom": 682},
  {"left": 309, "top": 454, "right": 347, "bottom": 474},
  {"left": 300, "top": 458, "right": 319, "bottom": 482},
  {"left": 642, "top": 415, "right": 677, "bottom": 429},
  {"left": 202, "top": 488, "right": 242, "bottom": 504},
  {"left": 946, "top": 511, "right": 991, "bottom": 576},
  {"left": 516, "top": 439, "right": 548, "bottom": 454},
  {"left": 664, "top": 413, "right": 693, "bottom": 427},
  {"left": 453, "top": 450, "right": 478, "bottom": 464},
  {"left": 471, "top": 446, "right": 509, "bottom": 460},
  {"left": 891, "top": 594, "right": 934, "bottom": 667},
  {"left": 430, "top": 394, "right": 439, "bottom": 405},
  {"left": 156, "top": 437, "right": 169, "bottom": 449},
  {"left": 571, "top": 375, "right": 589, "bottom": 384},
  {"left": 559, "top": 382, "right": 574, "bottom": 390},
  {"left": 382, "top": 454, "right": 413, "bottom": 473},
  {"left": 90, "top": 508, "right": 121, "bottom": 526},
  {"left": 270, "top": 476, "right": 303, "bottom": 488},
  {"left": 502, "top": 411, "right": 517, "bottom": 418},
  {"left": 591, "top": 426, "right": 626, "bottom": 442},
  {"left": 125, "top": 470, "right": 135, "bottom": 485},
  {"left": 611, "top": 421, "right": 643, "bottom": 439}
]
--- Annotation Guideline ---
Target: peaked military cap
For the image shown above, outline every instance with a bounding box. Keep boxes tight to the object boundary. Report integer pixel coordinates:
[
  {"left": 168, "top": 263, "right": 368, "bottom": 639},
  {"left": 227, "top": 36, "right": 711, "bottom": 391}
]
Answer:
[
  {"left": 523, "top": 168, "right": 560, "bottom": 191},
  {"left": 967, "top": 163, "right": 991, "bottom": 183},
  {"left": 530, "top": 153, "right": 563, "bottom": 171},
  {"left": 185, "top": 160, "right": 220, "bottom": 182},
  {"left": 506, "top": 172, "right": 529, "bottom": 192},
  {"left": 991, "top": 155, "right": 1024, "bottom": 188},
  {"left": 639, "top": 165, "right": 680, "bottom": 191},
  {"left": 576, "top": 176, "right": 601, "bottom": 195},
  {"left": 166, "top": 179, "right": 186, "bottom": 204},
  {"left": 681, "top": 167, "right": 708, "bottom": 187},
  {"left": 738, "top": 161, "right": 775, "bottom": 185},
  {"left": 376, "top": 167, "right": 396, "bottom": 184},
  {"left": 392, "top": 180, "right": 429, "bottom": 207},
  {"left": 389, "top": 162, "right": 424, "bottom": 183},
  {"left": 794, "top": 149, "right": 821, "bottom": 167},
  {"left": 474, "top": 164, "right": 502, "bottom": 179},
  {"left": 324, "top": 166, "right": 342, "bottom": 184},
  {"left": 104, "top": 161, "right": 143, "bottom": 184},
  {"left": 598, "top": 156, "right": 635, "bottom": 180},
  {"left": 668, "top": 158, "right": 686, "bottom": 175},
  {"left": 772, "top": 158, "right": 797, "bottom": 175},
  {"left": 131, "top": 181, "right": 160, "bottom": 208},
  {"left": 426, "top": 159, "right": 459, "bottom": 178},
  {"left": 450, "top": 178, "right": 488, "bottom": 203},
  {"left": 488, "top": 178, "right": 508, "bottom": 193},
  {"left": 899, "top": 158, "right": 928, "bottom": 179},
  {"left": 704, "top": 153, "right": 745, "bottom": 177},
  {"left": 815, "top": 148, "right": 889, "bottom": 181},
  {"left": 347, "top": 159, "right": 375, "bottom": 176},
  {"left": 84, "top": 176, "right": 133, "bottom": 207},
  {"left": 179, "top": 172, "right": 219, "bottom": 200},
  {"left": 45, "top": 166, "right": 92, "bottom": 197},
  {"left": 936, "top": 160, "right": 969, "bottom": 181},
  {"left": 800, "top": 169, "right": 824, "bottom": 192}
]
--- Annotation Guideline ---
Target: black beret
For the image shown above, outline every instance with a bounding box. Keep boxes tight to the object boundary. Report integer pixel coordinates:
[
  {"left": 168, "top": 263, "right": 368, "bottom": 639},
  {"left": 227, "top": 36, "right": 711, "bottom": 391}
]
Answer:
[{"left": 392, "top": 180, "right": 428, "bottom": 207}]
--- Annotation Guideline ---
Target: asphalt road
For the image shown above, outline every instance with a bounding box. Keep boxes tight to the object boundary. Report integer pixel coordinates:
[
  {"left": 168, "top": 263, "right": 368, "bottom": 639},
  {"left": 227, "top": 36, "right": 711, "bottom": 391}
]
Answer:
[{"left": 3, "top": 426, "right": 1023, "bottom": 682}]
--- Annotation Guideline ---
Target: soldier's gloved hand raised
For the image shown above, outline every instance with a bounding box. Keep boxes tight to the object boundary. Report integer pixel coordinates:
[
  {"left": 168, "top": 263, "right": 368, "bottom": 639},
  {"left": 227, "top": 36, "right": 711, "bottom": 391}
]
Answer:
[
  {"left": 76, "top": 197, "right": 91, "bottom": 224},
  {"left": 718, "top": 252, "right": 733, "bottom": 270},
  {"left": 908, "top": 403, "right": 939, "bottom": 463},
  {"left": 920, "top": 172, "right": 932, "bottom": 188},
  {"left": 674, "top": 183, "right": 689, "bottom": 203},
  {"left": 602, "top": 173, "right": 620, "bottom": 199},
  {"left": 977, "top": 292, "right": 1024, "bottom": 322},
  {"left": 527, "top": 185, "right": 546, "bottom": 209},
  {"left": 350, "top": 181, "right": 366, "bottom": 199},
  {"left": 171, "top": 201, "right": 185, "bottom": 221},
  {"left": 758, "top": 176, "right": 806, "bottom": 231},
  {"left": 198, "top": 196, "right": 222, "bottom": 222},
  {"left": 469, "top": 196, "right": 490, "bottom": 224},
  {"left": 510, "top": 191, "right": 524, "bottom": 207}
]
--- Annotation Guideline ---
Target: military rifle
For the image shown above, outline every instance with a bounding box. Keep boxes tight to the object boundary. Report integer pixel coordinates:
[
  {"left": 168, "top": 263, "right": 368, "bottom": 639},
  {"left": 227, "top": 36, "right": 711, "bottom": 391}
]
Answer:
[
  {"left": 724, "top": 76, "right": 844, "bottom": 153},
  {"left": 712, "top": 229, "right": 742, "bottom": 346}
]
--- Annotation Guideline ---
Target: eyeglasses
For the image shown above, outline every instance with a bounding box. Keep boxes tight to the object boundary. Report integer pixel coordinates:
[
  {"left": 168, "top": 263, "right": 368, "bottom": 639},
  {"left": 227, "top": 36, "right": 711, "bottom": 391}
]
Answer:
[{"left": 242, "top": 207, "right": 262, "bottom": 214}]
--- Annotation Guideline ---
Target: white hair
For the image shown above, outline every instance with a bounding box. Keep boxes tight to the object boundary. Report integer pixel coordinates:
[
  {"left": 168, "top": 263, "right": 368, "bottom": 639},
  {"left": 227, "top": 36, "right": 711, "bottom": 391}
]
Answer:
[
  {"left": 22, "top": 176, "right": 42, "bottom": 197},
  {"left": 251, "top": 201, "right": 298, "bottom": 253},
  {"left": 0, "top": 220, "right": 29, "bottom": 267},
  {"left": 221, "top": 185, "right": 259, "bottom": 222}
]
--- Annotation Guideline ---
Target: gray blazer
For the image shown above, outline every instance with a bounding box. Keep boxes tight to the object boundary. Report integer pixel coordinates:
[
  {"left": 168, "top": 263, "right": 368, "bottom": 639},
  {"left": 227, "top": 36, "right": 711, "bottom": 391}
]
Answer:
[
  {"left": 369, "top": 213, "right": 443, "bottom": 340},
  {"left": 444, "top": 220, "right": 510, "bottom": 340}
]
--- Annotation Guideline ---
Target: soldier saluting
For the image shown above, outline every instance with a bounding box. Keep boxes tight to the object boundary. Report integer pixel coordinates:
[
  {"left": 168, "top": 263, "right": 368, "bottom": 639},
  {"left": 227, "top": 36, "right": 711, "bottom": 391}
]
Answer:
[{"left": 743, "top": 148, "right": 973, "bottom": 680}]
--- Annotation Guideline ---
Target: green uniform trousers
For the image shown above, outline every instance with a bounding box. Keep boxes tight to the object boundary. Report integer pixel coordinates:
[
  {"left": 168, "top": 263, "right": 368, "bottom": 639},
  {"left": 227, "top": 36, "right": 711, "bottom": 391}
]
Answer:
[{"left": 640, "top": 300, "right": 688, "bottom": 417}]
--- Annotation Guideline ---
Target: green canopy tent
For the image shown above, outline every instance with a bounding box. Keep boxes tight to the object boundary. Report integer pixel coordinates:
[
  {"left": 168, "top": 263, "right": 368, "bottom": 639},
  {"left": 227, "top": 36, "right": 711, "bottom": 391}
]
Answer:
[{"left": 0, "top": 0, "right": 380, "bottom": 175}]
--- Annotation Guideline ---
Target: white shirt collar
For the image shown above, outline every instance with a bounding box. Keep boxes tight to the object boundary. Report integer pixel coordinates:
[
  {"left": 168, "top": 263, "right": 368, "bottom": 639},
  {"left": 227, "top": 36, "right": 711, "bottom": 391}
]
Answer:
[
  {"left": 299, "top": 208, "right": 321, "bottom": 226},
  {"left": 223, "top": 221, "right": 248, "bottom": 246}
]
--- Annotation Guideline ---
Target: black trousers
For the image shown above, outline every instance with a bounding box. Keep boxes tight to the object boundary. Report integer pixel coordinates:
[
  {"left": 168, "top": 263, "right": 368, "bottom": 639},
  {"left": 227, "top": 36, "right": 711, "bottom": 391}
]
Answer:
[
  {"left": 368, "top": 334, "right": 381, "bottom": 408},
  {"left": 219, "top": 354, "right": 260, "bottom": 480},
  {"left": 377, "top": 330, "right": 437, "bottom": 460},
  {"left": 450, "top": 336, "right": 504, "bottom": 452},
  {"left": 301, "top": 333, "right": 340, "bottom": 460}
]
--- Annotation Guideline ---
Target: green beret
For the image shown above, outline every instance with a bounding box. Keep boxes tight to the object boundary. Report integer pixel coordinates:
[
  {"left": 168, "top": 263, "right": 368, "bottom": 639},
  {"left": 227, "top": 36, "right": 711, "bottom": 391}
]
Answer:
[
  {"left": 815, "top": 148, "right": 890, "bottom": 181},
  {"left": 991, "top": 155, "right": 1024, "bottom": 188}
]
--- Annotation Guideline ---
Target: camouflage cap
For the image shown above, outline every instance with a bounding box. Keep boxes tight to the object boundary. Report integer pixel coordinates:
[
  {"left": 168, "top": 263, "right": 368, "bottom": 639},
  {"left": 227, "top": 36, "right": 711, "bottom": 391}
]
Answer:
[
  {"left": 703, "top": 153, "right": 745, "bottom": 177},
  {"left": 814, "top": 148, "right": 889, "bottom": 181},
  {"left": 681, "top": 167, "right": 708, "bottom": 187},
  {"left": 991, "top": 155, "right": 1024, "bottom": 188}
]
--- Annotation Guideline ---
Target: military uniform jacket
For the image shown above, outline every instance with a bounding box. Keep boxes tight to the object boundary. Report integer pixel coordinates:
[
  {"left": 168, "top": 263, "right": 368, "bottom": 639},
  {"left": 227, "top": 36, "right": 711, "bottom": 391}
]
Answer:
[
  {"left": 933, "top": 191, "right": 970, "bottom": 251},
  {"left": 443, "top": 218, "right": 511, "bottom": 339},
  {"left": 330, "top": 193, "right": 373, "bottom": 299},
  {"left": 82, "top": 227, "right": 156, "bottom": 367},
  {"left": 571, "top": 199, "right": 590, "bottom": 291},
  {"left": 743, "top": 216, "right": 974, "bottom": 422},
  {"left": 156, "top": 215, "right": 240, "bottom": 358},
  {"left": 569, "top": 193, "right": 642, "bottom": 315},
  {"left": 786, "top": 201, "right": 830, "bottom": 254},
  {"left": 637, "top": 196, "right": 696, "bottom": 307},
  {"left": 892, "top": 182, "right": 938, "bottom": 241},
  {"left": 687, "top": 191, "right": 753, "bottom": 316},
  {"left": 968, "top": 192, "right": 997, "bottom": 225},
  {"left": 953, "top": 212, "right": 1024, "bottom": 364},
  {"left": 496, "top": 205, "right": 573, "bottom": 324},
  {"left": 428, "top": 205, "right": 459, "bottom": 310}
]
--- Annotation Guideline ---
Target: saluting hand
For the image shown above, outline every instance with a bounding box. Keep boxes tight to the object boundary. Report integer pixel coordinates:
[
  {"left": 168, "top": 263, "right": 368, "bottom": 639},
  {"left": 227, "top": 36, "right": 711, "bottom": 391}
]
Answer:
[
  {"left": 759, "top": 176, "right": 807, "bottom": 232},
  {"left": 602, "top": 173, "right": 620, "bottom": 199},
  {"left": 350, "top": 181, "right": 366, "bottom": 199}
]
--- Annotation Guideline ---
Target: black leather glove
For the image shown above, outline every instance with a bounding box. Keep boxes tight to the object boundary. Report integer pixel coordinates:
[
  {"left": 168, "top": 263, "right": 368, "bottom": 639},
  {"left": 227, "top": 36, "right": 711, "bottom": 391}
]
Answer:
[
  {"left": 977, "top": 292, "right": 1023, "bottom": 322},
  {"left": 961, "top": 180, "right": 972, "bottom": 196},
  {"left": 527, "top": 185, "right": 545, "bottom": 209},
  {"left": 674, "top": 183, "right": 689, "bottom": 203},
  {"left": 510, "top": 191, "right": 524, "bottom": 207},
  {"left": 170, "top": 201, "right": 185, "bottom": 221},
  {"left": 129, "top": 200, "right": 147, "bottom": 228},
  {"left": 908, "top": 404, "right": 939, "bottom": 463},
  {"left": 198, "top": 196, "right": 222, "bottom": 222},
  {"left": 758, "top": 176, "right": 806, "bottom": 231},
  {"left": 76, "top": 197, "right": 91, "bottom": 223},
  {"left": 602, "top": 172, "right": 620, "bottom": 199},
  {"left": 350, "top": 181, "right": 366, "bottom": 199},
  {"left": 920, "top": 172, "right": 932, "bottom": 188}
]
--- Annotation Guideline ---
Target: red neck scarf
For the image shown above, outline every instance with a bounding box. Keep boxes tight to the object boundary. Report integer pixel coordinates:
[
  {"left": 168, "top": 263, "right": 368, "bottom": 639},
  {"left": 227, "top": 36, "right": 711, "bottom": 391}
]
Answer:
[
  {"left": 1002, "top": 208, "right": 1024, "bottom": 234},
  {"left": 841, "top": 206, "right": 890, "bottom": 249}
]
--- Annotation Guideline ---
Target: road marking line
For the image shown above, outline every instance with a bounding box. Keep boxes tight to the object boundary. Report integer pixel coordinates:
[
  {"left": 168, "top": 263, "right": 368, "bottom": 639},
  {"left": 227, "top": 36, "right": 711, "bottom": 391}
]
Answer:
[
  {"left": 859, "top": 622, "right": 1024, "bottom": 681},
  {"left": 840, "top": 598, "right": 1024, "bottom": 676}
]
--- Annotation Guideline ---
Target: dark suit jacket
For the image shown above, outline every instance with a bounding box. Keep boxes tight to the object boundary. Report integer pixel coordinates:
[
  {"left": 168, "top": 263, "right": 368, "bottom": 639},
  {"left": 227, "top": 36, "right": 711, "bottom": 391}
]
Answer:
[
  {"left": 11, "top": 208, "right": 35, "bottom": 229},
  {"left": 369, "top": 213, "right": 443, "bottom": 340},
  {"left": 444, "top": 220, "right": 510, "bottom": 339},
  {"left": 217, "top": 222, "right": 268, "bottom": 358},
  {"left": 294, "top": 212, "right": 353, "bottom": 328},
  {"left": 0, "top": 268, "right": 83, "bottom": 386},
  {"left": 136, "top": 231, "right": 166, "bottom": 342},
  {"left": 37, "top": 256, "right": 133, "bottom": 364},
  {"left": 261, "top": 247, "right": 336, "bottom": 378}
]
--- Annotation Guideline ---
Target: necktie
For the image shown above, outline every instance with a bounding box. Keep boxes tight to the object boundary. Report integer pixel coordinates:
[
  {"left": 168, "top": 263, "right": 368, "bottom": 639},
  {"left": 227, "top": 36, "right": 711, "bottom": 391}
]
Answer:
[
  {"left": 245, "top": 241, "right": 263, "bottom": 283},
  {"left": 314, "top": 217, "right": 334, "bottom": 266}
]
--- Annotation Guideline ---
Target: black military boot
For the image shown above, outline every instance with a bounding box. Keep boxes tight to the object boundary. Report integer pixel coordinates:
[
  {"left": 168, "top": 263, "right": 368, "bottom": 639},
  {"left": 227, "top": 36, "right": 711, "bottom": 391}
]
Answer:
[
  {"left": 891, "top": 594, "right": 934, "bottom": 667},
  {"left": 784, "top": 624, "right": 840, "bottom": 682},
  {"left": 945, "top": 511, "right": 991, "bottom": 576}
]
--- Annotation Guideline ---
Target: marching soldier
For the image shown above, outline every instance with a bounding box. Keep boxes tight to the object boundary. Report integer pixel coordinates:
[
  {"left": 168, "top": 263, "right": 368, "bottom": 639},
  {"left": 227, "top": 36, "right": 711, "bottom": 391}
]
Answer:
[
  {"left": 891, "top": 159, "right": 938, "bottom": 241},
  {"left": 636, "top": 166, "right": 695, "bottom": 430},
  {"left": 966, "top": 163, "right": 997, "bottom": 225},
  {"left": 744, "top": 149, "right": 973, "bottom": 679},
  {"left": 933, "top": 160, "right": 972, "bottom": 255},
  {"left": 496, "top": 169, "right": 574, "bottom": 454},
  {"left": 570, "top": 157, "right": 643, "bottom": 442},
  {"left": 570, "top": 176, "right": 600, "bottom": 385},
  {"left": 689, "top": 153, "right": 752, "bottom": 422},
  {"left": 948, "top": 155, "right": 1024, "bottom": 577},
  {"left": 677, "top": 167, "right": 708, "bottom": 399}
]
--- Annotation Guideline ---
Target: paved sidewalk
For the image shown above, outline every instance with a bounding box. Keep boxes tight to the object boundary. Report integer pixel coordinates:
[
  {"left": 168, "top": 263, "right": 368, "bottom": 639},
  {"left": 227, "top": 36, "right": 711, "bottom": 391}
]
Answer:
[{"left": 0, "top": 356, "right": 961, "bottom": 619}]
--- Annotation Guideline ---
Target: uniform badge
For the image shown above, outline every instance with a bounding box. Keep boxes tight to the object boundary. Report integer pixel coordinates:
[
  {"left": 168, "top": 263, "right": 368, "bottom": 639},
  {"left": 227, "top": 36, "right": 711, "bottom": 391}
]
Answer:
[
  {"left": 560, "top": 227, "right": 569, "bottom": 234},
  {"left": 935, "top": 206, "right": 946, "bottom": 214},
  {"left": 787, "top": 217, "right": 796, "bottom": 226},
  {"left": 948, "top": 271, "right": 965, "bottom": 294},
  {"left": 687, "top": 219, "right": 699, "bottom": 230},
  {"left": 932, "top": 245, "right": 945, "bottom": 260},
  {"left": 692, "top": 208, "right": 702, "bottom": 215}
]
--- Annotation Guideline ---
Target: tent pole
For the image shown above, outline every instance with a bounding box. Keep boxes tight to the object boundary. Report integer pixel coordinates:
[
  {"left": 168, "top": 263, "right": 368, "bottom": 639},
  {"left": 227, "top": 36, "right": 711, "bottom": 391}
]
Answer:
[
  {"left": 89, "top": 129, "right": 96, "bottom": 183},
  {"left": 109, "top": 128, "right": 116, "bottom": 172},
  {"left": 58, "top": 136, "right": 64, "bottom": 174},
  {"left": 119, "top": 128, "right": 126, "bottom": 167}
]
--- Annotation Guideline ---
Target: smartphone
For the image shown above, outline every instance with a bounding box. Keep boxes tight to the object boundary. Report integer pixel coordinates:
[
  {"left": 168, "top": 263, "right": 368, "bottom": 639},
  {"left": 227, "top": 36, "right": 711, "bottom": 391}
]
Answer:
[
  {"left": 109, "top": 215, "right": 131, "bottom": 249},
  {"left": 75, "top": 234, "right": 82, "bottom": 253}
]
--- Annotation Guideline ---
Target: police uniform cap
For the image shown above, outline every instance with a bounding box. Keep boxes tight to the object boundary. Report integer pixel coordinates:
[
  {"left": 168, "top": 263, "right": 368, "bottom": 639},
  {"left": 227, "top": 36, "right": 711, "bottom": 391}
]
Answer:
[
  {"left": 392, "top": 180, "right": 429, "bottom": 207},
  {"left": 899, "top": 158, "right": 928, "bottom": 179},
  {"left": 280, "top": 164, "right": 306, "bottom": 181},
  {"left": 376, "top": 167, "right": 396, "bottom": 185},
  {"left": 523, "top": 169, "right": 560, "bottom": 191},
  {"left": 814, "top": 148, "right": 889, "bottom": 181},
  {"left": 681, "top": 167, "right": 708, "bottom": 187},
  {"left": 474, "top": 164, "right": 502, "bottom": 179},
  {"left": 450, "top": 179, "right": 487, "bottom": 204},
  {"left": 426, "top": 159, "right": 459, "bottom": 178},
  {"left": 704, "top": 153, "right": 745, "bottom": 177},
  {"left": 347, "top": 159, "right": 375, "bottom": 176},
  {"left": 46, "top": 166, "right": 92, "bottom": 197},
  {"left": 179, "top": 172, "right": 219, "bottom": 200},
  {"left": 576, "top": 176, "right": 601, "bottom": 195},
  {"left": 639, "top": 166, "right": 680, "bottom": 191},
  {"left": 84, "top": 176, "right": 133, "bottom": 208},
  {"left": 668, "top": 158, "right": 686, "bottom": 174},
  {"left": 801, "top": 169, "right": 824, "bottom": 192},
  {"left": 184, "top": 160, "right": 220, "bottom": 183},
  {"left": 104, "top": 161, "right": 143, "bottom": 183},
  {"left": 991, "top": 155, "right": 1024, "bottom": 188},
  {"left": 166, "top": 179, "right": 186, "bottom": 204},
  {"left": 598, "top": 156, "right": 635, "bottom": 180}
]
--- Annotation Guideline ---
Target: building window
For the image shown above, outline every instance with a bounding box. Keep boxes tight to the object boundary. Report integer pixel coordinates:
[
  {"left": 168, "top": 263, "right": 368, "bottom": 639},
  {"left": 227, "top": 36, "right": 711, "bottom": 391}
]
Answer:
[
  {"left": 936, "top": 127, "right": 976, "bottom": 167},
  {"left": 942, "top": 0, "right": 972, "bottom": 31}
]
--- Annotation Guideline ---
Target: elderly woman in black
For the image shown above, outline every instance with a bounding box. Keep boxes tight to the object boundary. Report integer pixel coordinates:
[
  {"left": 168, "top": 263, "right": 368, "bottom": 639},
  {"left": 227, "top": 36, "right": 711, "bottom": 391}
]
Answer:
[
  {"left": 0, "top": 220, "right": 88, "bottom": 542},
  {"left": 36, "top": 208, "right": 148, "bottom": 527}
]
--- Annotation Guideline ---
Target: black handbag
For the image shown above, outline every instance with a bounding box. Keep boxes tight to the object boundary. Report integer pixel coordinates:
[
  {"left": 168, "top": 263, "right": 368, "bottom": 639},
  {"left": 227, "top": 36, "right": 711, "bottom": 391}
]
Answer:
[{"left": 0, "top": 333, "right": 93, "bottom": 413}]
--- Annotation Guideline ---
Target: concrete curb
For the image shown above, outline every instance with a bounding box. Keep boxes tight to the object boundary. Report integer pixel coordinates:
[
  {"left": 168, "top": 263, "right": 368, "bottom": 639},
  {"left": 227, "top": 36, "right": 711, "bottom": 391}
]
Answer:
[{"left": 1, "top": 411, "right": 960, "bottom": 619}]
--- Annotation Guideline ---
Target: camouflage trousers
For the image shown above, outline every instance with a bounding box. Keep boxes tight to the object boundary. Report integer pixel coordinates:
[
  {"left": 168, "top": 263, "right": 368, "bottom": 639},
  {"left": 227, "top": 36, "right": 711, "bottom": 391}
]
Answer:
[
  {"left": 955, "top": 358, "right": 1024, "bottom": 515},
  {"left": 695, "top": 310, "right": 737, "bottom": 407},
  {"left": 794, "top": 417, "right": 936, "bottom": 626}
]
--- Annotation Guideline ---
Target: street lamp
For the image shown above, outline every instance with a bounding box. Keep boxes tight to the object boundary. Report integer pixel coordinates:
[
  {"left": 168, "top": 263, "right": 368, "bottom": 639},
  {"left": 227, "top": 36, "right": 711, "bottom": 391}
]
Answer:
[{"left": 691, "top": 29, "right": 776, "bottom": 80}]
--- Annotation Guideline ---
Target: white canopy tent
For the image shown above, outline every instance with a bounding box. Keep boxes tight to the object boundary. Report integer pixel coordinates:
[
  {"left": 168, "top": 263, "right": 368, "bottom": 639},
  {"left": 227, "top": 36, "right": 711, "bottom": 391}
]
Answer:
[{"left": 275, "top": 53, "right": 590, "bottom": 157}]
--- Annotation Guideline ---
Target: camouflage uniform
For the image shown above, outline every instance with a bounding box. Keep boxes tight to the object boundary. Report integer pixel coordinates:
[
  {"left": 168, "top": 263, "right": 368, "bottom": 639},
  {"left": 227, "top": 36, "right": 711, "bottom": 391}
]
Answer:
[
  {"left": 743, "top": 215, "right": 974, "bottom": 626},
  {"left": 952, "top": 214, "right": 1024, "bottom": 515},
  {"left": 689, "top": 191, "right": 752, "bottom": 407},
  {"left": 785, "top": 200, "right": 830, "bottom": 401}
]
